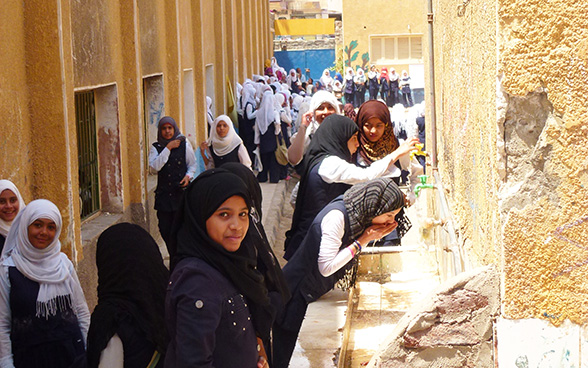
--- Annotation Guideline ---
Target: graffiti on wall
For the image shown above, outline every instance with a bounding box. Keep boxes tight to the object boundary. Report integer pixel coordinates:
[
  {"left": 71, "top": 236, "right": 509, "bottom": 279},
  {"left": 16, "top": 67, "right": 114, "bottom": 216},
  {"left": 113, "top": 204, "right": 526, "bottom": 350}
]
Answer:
[{"left": 344, "top": 40, "right": 370, "bottom": 71}]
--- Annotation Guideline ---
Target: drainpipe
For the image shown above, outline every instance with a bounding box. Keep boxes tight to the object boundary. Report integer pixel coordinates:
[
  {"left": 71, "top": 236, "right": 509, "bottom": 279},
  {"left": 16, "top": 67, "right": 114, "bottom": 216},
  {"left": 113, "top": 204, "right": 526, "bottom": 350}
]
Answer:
[{"left": 427, "top": 0, "right": 438, "bottom": 169}]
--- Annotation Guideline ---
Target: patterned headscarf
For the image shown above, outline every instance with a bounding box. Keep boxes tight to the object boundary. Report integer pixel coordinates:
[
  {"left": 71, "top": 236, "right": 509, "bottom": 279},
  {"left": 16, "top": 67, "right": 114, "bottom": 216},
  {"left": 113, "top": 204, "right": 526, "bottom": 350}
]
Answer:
[
  {"left": 343, "top": 178, "right": 405, "bottom": 239},
  {"left": 355, "top": 100, "right": 399, "bottom": 164}
]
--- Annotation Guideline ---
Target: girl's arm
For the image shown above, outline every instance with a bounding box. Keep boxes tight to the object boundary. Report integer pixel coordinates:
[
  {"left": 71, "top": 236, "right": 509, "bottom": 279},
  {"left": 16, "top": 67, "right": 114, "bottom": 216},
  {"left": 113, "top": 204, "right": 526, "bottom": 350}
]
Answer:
[
  {"left": 200, "top": 142, "right": 212, "bottom": 168},
  {"left": 0, "top": 265, "right": 14, "bottom": 368},
  {"left": 68, "top": 259, "right": 90, "bottom": 345},
  {"left": 238, "top": 144, "right": 253, "bottom": 170}
]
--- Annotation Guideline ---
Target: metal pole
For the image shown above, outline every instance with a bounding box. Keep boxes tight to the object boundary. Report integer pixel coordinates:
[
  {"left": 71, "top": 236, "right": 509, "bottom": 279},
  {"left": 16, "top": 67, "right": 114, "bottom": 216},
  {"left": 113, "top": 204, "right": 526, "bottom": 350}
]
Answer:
[{"left": 427, "top": 0, "right": 438, "bottom": 169}]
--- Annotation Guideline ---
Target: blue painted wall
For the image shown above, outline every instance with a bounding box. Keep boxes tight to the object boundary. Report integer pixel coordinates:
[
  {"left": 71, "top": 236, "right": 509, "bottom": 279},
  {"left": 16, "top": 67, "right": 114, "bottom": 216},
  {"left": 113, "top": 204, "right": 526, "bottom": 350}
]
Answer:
[{"left": 274, "top": 49, "right": 335, "bottom": 81}]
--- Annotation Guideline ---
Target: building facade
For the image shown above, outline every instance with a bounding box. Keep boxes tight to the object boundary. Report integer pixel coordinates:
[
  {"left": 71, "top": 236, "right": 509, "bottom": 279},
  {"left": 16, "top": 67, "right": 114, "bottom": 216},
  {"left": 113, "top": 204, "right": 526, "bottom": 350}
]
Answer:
[{"left": 0, "top": 0, "right": 272, "bottom": 307}]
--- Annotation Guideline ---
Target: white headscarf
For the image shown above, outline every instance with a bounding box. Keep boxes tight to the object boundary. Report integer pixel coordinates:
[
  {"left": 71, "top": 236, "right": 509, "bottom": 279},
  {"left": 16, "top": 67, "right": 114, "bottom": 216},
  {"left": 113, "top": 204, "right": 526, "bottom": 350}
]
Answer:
[
  {"left": 355, "top": 69, "right": 366, "bottom": 83},
  {"left": 0, "top": 180, "right": 25, "bottom": 237},
  {"left": 320, "top": 69, "right": 333, "bottom": 90},
  {"left": 286, "top": 69, "right": 299, "bottom": 90},
  {"left": 208, "top": 115, "right": 243, "bottom": 156},
  {"left": 206, "top": 96, "right": 214, "bottom": 126},
  {"left": 309, "top": 90, "right": 341, "bottom": 115},
  {"left": 2, "top": 199, "right": 77, "bottom": 318},
  {"left": 256, "top": 91, "right": 278, "bottom": 135},
  {"left": 242, "top": 84, "right": 257, "bottom": 109},
  {"left": 345, "top": 67, "right": 355, "bottom": 81}
]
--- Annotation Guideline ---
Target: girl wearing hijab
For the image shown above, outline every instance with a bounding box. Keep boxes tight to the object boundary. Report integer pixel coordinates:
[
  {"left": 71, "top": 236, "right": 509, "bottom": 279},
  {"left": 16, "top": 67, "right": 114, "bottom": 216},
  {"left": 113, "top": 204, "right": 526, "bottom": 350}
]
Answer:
[
  {"left": 286, "top": 69, "right": 300, "bottom": 93},
  {"left": 87, "top": 223, "right": 168, "bottom": 368},
  {"left": 201, "top": 115, "right": 252, "bottom": 169},
  {"left": 238, "top": 84, "right": 258, "bottom": 162},
  {"left": 0, "top": 181, "right": 25, "bottom": 251},
  {"left": 400, "top": 70, "right": 414, "bottom": 107},
  {"left": 255, "top": 91, "right": 282, "bottom": 183},
  {"left": 221, "top": 163, "right": 290, "bottom": 366},
  {"left": 355, "top": 100, "right": 422, "bottom": 245},
  {"left": 367, "top": 65, "right": 380, "bottom": 100},
  {"left": 354, "top": 68, "right": 367, "bottom": 107},
  {"left": 287, "top": 90, "right": 340, "bottom": 166},
  {"left": 388, "top": 68, "right": 400, "bottom": 107},
  {"left": 0, "top": 199, "right": 90, "bottom": 367},
  {"left": 379, "top": 67, "right": 390, "bottom": 102},
  {"left": 165, "top": 169, "right": 272, "bottom": 368},
  {"left": 343, "top": 67, "right": 356, "bottom": 107},
  {"left": 274, "top": 178, "right": 406, "bottom": 368},
  {"left": 149, "top": 116, "right": 197, "bottom": 252},
  {"left": 283, "top": 114, "right": 415, "bottom": 260},
  {"left": 319, "top": 69, "right": 334, "bottom": 93}
]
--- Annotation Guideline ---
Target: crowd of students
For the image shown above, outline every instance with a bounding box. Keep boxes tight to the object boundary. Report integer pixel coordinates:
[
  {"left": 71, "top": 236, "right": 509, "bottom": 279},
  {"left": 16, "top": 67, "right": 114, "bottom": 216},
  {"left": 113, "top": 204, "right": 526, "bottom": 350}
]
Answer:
[{"left": 0, "top": 57, "right": 427, "bottom": 367}]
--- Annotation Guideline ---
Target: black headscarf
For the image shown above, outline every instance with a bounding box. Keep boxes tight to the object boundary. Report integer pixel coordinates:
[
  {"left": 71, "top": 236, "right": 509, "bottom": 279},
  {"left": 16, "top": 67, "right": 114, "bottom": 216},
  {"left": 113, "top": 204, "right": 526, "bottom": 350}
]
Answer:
[
  {"left": 343, "top": 178, "right": 406, "bottom": 239},
  {"left": 300, "top": 114, "right": 358, "bottom": 175},
  {"left": 174, "top": 169, "right": 274, "bottom": 341},
  {"left": 221, "top": 163, "right": 291, "bottom": 306},
  {"left": 157, "top": 116, "right": 182, "bottom": 146},
  {"left": 87, "top": 223, "right": 169, "bottom": 368}
]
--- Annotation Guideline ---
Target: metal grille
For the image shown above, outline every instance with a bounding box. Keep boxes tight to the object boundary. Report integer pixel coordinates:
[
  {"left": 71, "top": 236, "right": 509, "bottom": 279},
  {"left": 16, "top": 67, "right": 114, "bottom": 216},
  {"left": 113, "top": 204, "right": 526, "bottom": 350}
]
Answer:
[{"left": 75, "top": 91, "right": 100, "bottom": 219}]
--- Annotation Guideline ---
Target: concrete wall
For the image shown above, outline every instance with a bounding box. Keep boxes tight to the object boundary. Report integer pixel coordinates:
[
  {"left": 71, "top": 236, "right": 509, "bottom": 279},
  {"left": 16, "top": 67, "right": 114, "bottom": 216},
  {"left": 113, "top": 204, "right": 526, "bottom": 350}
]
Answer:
[
  {"left": 0, "top": 0, "right": 272, "bottom": 308},
  {"left": 432, "top": 0, "right": 588, "bottom": 330}
]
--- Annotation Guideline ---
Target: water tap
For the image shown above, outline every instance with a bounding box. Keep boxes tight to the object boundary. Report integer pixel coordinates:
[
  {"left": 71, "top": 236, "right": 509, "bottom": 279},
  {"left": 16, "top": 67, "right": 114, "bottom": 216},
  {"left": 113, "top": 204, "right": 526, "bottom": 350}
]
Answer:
[
  {"left": 414, "top": 174, "right": 435, "bottom": 197},
  {"left": 410, "top": 143, "right": 428, "bottom": 160}
]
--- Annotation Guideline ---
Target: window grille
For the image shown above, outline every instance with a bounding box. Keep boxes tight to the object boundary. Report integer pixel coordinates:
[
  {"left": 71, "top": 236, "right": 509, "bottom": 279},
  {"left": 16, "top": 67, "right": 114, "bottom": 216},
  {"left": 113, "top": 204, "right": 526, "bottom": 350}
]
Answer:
[{"left": 75, "top": 91, "right": 100, "bottom": 219}]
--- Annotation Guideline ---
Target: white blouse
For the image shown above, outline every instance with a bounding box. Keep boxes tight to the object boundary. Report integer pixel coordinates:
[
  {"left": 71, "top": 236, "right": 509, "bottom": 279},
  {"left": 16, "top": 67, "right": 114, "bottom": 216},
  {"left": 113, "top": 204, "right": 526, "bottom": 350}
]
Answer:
[
  {"left": 148, "top": 139, "right": 198, "bottom": 180},
  {"left": 318, "top": 209, "right": 354, "bottom": 277}
]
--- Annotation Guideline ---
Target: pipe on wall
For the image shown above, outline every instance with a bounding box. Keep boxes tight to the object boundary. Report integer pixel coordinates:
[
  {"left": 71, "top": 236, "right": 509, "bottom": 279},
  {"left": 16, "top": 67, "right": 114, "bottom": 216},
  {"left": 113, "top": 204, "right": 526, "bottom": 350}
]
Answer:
[{"left": 427, "top": 0, "right": 438, "bottom": 169}]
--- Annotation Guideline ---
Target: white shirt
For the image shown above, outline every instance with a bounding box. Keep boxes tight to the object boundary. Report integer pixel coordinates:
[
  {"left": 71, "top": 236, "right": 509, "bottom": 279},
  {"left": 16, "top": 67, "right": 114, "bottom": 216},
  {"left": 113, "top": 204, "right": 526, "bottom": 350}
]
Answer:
[
  {"left": 0, "top": 257, "right": 91, "bottom": 368},
  {"left": 317, "top": 154, "right": 395, "bottom": 185},
  {"left": 148, "top": 139, "right": 197, "bottom": 180},
  {"left": 318, "top": 209, "right": 354, "bottom": 277}
]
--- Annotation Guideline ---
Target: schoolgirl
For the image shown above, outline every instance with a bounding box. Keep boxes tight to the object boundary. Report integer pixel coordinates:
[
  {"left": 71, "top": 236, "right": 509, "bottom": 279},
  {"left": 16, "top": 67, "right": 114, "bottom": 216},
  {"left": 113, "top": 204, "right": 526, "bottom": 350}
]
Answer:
[
  {"left": 379, "top": 67, "right": 390, "bottom": 102},
  {"left": 0, "top": 199, "right": 90, "bottom": 367},
  {"left": 400, "top": 70, "right": 414, "bottom": 107},
  {"left": 238, "top": 83, "right": 258, "bottom": 162},
  {"left": 319, "top": 69, "right": 334, "bottom": 93},
  {"left": 87, "top": 223, "right": 169, "bottom": 368},
  {"left": 273, "top": 178, "right": 407, "bottom": 368},
  {"left": 343, "top": 67, "right": 356, "bottom": 107},
  {"left": 367, "top": 65, "right": 380, "bottom": 100},
  {"left": 165, "top": 169, "right": 272, "bottom": 368},
  {"left": 201, "top": 115, "right": 252, "bottom": 169},
  {"left": 388, "top": 68, "right": 400, "bottom": 107},
  {"left": 0, "top": 181, "right": 25, "bottom": 252},
  {"left": 354, "top": 68, "right": 367, "bottom": 107},
  {"left": 355, "top": 100, "right": 422, "bottom": 244},
  {"left": 255, "top": 91, "right": 282, "bottom": 183}
]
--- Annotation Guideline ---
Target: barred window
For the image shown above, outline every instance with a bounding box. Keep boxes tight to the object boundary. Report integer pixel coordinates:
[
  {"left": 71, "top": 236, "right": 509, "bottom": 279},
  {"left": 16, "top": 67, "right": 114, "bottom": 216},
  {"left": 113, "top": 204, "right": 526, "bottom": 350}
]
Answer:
[{"left": 75, "top": 91, "right": 100, "bottom": 219}]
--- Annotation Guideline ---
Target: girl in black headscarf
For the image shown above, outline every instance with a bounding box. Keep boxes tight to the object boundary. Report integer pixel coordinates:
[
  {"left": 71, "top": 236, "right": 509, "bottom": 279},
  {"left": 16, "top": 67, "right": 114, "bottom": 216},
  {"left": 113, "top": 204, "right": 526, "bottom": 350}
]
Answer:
[
  {"left": 87, "top": 223, "right": 169, "bottom": 368},
  {"left": 273, "top": 178, "right": 406, "bottom": 368},
  {"left": 222, "top": 162, "right": 291, "bottom": 366},
  {"left": 165, "top": 169, "right": 273, "bottom": 368},
  {"left": 283, "top": 114, "right": 410, "bottom": 260}
]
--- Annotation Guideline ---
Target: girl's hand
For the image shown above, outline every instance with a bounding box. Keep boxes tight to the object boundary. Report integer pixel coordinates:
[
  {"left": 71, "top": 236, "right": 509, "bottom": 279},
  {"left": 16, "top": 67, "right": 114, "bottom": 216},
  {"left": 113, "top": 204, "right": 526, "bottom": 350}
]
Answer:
[
  {"left": 357, "top": 222, "right": 398, "bottom": 245},
  {"left": 167, "top": 139, "right": 181, "bottom": 150},
  {"left": 200, "top": 141, "right": 209, "bottom": 152},
  {"left": 301, "top": 111, "right": 313, "bottom": 128},
  {"left": 257, "top": 356, "right": 269, "bottom": 368},
  {"left": 395, "top": 137, "right": 420, "bottom": 156}
]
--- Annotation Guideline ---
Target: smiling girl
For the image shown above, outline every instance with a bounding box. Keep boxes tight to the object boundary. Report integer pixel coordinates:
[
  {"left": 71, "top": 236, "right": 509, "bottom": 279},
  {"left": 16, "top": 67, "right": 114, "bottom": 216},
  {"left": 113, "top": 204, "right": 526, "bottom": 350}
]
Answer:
[
  {"left": 201, "top": 115, "right": 252, "bottom": 169},
  {"left": 0, "top": 199, "right": 90, "bottom": 368},
  {"left": 165, "top": 170, "right": 272, "bottom": 368},
  {"left": 0, "top": 181, "right": 25, "bottom": 252}
]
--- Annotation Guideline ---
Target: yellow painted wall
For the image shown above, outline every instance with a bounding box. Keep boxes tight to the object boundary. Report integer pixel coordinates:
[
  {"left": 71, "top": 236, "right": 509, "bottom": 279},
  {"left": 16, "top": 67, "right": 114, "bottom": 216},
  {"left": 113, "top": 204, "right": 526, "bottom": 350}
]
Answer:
[
  {"left": 433, "top": 0, "right": 588, "bottom": 324},
  {"left": 0, "top": 0, "right": 272, "bottom": 306},
  {"left": 342, "top": 0, "right": 427, "bottom": 72}
]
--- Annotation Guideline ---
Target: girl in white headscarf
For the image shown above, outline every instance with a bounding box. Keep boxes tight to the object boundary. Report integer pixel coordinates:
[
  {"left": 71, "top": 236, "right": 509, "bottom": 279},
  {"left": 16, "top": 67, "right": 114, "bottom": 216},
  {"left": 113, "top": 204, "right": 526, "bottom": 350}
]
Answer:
[
  {"left": 0, "top": 181, "right": 25, "bottom": 252},
  {"left": 238, "top": 84, "right": 258, "bottom": 163},
  {"left": 206, "top": 96, "right": 214, "bottom": 134},
  {"left": 354, "top": 68, "right": 367, "bottom": 107},
  {"left": 255, "top": 91, "right": 282, "bottom": 183},
  {"left": 287, "top": 90, "right": 341, "bottom": 166},
  {"left": 286, "top": 69, "right": 300, "bottom": 93},
  {"left": 201, "top": 115, "right": 252, "bottom": 169},
  {"left": 319, "top": 69, "right": 334, "bottom": 93},
  {"left": 0, "top": 199, "right": 90, "bottom": 368}
]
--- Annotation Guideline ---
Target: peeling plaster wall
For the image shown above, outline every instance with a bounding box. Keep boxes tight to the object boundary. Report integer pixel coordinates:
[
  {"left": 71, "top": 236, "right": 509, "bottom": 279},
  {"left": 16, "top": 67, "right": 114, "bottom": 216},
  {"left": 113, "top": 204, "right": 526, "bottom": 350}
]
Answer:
[{"left": 434, "top": 0, "right": 588, "bottom": 324}]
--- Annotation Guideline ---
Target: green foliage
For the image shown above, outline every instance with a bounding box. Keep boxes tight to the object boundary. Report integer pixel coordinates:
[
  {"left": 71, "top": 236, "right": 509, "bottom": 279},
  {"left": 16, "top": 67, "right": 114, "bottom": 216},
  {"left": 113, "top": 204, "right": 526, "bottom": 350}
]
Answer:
[
  {"left": 345, "top": 40, "right": 359, "bottom": 69},
  {"left": 360, "top": 52, "right": 370, "bottom": 71}
]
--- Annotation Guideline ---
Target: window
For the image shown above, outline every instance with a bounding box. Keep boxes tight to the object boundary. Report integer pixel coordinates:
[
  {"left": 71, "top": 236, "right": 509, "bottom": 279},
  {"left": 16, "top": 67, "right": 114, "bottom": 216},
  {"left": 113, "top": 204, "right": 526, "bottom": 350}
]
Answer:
[
  {"left": 370, "top": 35, "right": 423, "bottom": 63},
  {"left": 75, "top": 91, "right": 100, "bottom": 219}
]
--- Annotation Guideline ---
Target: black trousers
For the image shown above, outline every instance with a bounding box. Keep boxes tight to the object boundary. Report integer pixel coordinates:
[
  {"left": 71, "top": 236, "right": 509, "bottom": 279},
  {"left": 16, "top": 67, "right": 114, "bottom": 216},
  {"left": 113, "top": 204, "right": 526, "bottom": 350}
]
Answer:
[
  {"left": 258, "top": 152, "right": 280, "bottom": 183},
  {"left": 272, "top": 291, "right": 309, "bottom": 368},
  {"left": 157, "top": 210, "right": 176, "bottom": 254}
]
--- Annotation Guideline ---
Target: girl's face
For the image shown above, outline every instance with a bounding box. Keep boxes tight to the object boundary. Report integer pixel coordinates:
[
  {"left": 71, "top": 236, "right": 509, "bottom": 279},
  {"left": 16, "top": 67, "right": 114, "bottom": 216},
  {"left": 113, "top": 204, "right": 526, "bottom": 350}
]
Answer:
[
  {"left": 28, "top": 218, "right": 57, "bottom": 249},
  {"left": 363, "top": 117, "right": 387, "bottom": 143},
  {"left": 314, "top": 102, "right": 336, "bottom": 124},
  {"left": 0, "top": 189, "right": 19, "bottom": 222},
  {"left": 206, "top": 195, "right": 249, "bottom": 252},
  {"left": 216, "top": 121, "right": 230, "bottom": 138},
  {"left": 161, "top": 123, "right": 175, "bottom": 140},
  {"left": 371, "top": 208, "right": 401, "bottom": 226},
  {"left": 347, "top": 133, "right": 360, "bottom": 155}
]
